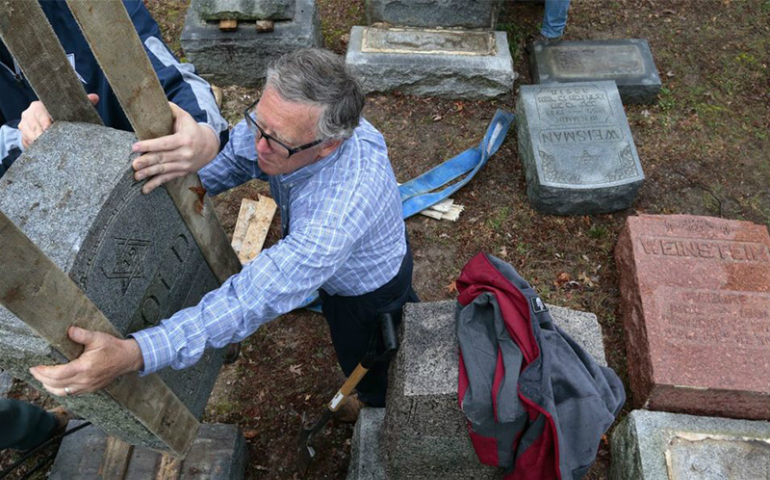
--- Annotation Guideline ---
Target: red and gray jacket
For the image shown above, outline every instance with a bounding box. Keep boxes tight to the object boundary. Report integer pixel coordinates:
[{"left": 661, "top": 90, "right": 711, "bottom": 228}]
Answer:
[{"left": 456, "top": 253, "right": 625, "bottom": 480}]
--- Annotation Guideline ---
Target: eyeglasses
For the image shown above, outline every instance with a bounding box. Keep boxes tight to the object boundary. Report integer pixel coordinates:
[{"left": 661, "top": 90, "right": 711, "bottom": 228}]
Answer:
[{"left": 243, "top": 99, "right": 324, "bottom": 159}]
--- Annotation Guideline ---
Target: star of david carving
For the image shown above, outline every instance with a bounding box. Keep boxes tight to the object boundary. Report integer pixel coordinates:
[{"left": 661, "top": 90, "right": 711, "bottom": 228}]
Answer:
[
  {"left": 576, "top": 149, "right": 601, "bottom": 165},
  {"left": 102, "top": 237, "right": 152, "bottom": 295}
]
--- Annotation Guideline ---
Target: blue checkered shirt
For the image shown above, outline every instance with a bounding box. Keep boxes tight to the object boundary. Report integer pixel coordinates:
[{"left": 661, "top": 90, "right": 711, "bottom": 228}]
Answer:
[{"left": 132, "top": 118, "right": 406, "bottom": 374}]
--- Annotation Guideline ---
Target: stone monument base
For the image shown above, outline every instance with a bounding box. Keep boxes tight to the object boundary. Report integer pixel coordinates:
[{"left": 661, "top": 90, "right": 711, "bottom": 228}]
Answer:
[
  {"left": 49, "top": 422, "right": 246, "bottom": 480},
  {"left": 180, "top": 0, "right": 322, "bottom": 87},
  {"left": 610, "top": 410, "right": 770, "bottom": 480},
  {"left": 346, "top": 27, "right": 514, "bottom": 100},
  {"left": 381, "top": 301, "right": 609, "bottom": 479}
]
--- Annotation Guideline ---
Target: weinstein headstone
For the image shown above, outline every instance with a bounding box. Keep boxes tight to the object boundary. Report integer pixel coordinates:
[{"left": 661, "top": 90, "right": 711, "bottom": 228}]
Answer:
[
  {"left": 615, "top": 214, "right": 770, "bottom": 420},
  {"left": 181, "top": 0, "right": 322, "bottom": 87},
  {"left": 517, "top": 81, "right": 644, "bottom": 215},
  {"left": 346, "top": 26, "right": 514, "bottom": 99},
  {"left": 0, "top": 122, "right": 225, "bottom": 449},
  {"left": 610, "top": 410, "right": 770, "bottom": 480},
  {"left": 529, "top": 39, "right": 661, "bottom": 105},
  {"left": 380, "top": 301, "right": 609, "bottom": 479},
  {"left": 365, "top": 0, "right": 503, "bottom": 29}
]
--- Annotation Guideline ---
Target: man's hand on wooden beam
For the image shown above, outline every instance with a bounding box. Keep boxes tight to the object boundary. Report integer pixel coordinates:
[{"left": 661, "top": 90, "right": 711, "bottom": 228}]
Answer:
[
  {"left": 28, "top": 326, "right": 144, "bottom": 397},
  {"left": 19, "top": 94, "right": 100, "bottom": 148},
  {"left": 131, "top": 102, "right": 220, "bottom": 195}
]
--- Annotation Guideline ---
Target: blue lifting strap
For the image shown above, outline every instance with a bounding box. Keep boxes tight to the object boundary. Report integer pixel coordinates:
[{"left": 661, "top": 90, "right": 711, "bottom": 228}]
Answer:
[{"left": 302, "top": 109, "right": 515, "bottom": 312}]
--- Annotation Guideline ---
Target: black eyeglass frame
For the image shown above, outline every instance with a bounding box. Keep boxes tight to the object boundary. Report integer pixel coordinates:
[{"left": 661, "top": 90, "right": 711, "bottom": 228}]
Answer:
[{"left": 243, "top": 99, "right": 324, "bottom": 158}]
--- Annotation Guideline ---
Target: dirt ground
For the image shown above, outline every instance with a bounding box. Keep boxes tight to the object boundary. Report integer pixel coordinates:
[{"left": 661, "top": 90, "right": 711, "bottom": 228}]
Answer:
[{"left": 2, "top": 0, "right": 768, "bottom": 479}]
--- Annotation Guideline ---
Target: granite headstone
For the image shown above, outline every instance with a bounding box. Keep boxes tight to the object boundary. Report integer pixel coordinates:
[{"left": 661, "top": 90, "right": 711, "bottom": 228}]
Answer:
[
  {"left": 193, "top": 0, "right": 295, "bottom": 21},
  {"left": 616, "top": 214, "right": 770, "bottom": 420},
  {"left": 382, "top": 300, "right": 609, "bottom": 479},
  {"left": 346, "top": 26, "right": 514, "bottom": 99},
  {"left": 181, "top": 0, "right": 322, "bottom": 87},
  {"left": 365, "top": 0, "right": 503, "bottom": 29},
  {"left": 530, "top": 39, "right": 661, "bottom": 105},
  {"left": 516, "top": 81, "right": 644, "bottom": 215},
  {"left": 0, "top": 122, "right": 225, "bottom": 449},
  {"left": 611, "top": 410, "right": 770, "bottom": 480}
]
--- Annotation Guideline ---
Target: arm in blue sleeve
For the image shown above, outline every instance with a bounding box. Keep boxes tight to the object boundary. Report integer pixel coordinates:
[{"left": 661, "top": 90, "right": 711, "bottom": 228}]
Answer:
[
  {"left": 199, "top": 119, "right": 268, "bottom": 195},
  {"left": 0, "top": 122, "right": 22, "bottom": 177},
  {"left": 123, "top": 1, "right": 229, "bottom": 149}
]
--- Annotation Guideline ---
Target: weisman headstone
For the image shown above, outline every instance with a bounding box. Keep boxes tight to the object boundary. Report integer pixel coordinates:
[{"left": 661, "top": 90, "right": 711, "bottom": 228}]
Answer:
[
  {"left": 0, "top": 122, "right": 225, "bottom": 449},
  {"left": 517, "top": 80, "right": 644, "bottom": 215}
]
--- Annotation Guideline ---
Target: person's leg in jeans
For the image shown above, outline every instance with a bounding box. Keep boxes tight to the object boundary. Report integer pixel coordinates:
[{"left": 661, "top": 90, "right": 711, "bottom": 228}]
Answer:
[
  {"left": 0, "top": 399, "right": 56, "bottom": 451},
  {"left": 542, "top": 0, "right": 571, "bottom": 39}
]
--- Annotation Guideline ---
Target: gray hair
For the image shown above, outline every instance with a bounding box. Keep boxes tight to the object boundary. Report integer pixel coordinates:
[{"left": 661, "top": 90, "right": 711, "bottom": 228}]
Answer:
[{"left": 265, "top": 48, "right": 365, "bottom": 141}]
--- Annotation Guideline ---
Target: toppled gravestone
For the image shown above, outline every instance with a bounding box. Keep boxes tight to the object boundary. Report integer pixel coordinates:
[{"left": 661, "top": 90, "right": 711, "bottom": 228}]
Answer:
[
  {"left": 181, "top": 0, "right": 322, "bottom": 87},
  {"left": 194, "top": 0, "right": 295, "bottom": 20},
  {"left": 616, "top": 214, "right": 770, "bottom": 420},
  {"left": 365, "top": 0, "right": 503, "bottom": 29},
  {"left": 349, "top": 301, "right": 608, "bottom": 480},
  {"left": 610, "top": 410, "right": 770, "bottom": 480},
  {"left": 517, "top": 81, "right": 644, "bottom": 215},
  {"left": 49, "top": 422, "right": 246, "bottom": 480},
  {"left": 529, "top": 39, "right": 662, "bottom": 105},
  {"left": 0, "top": 122, "right": 225, "bottom": 449},
  {"left": 346, "top": 26, "right": 514, "bottom": 99}
]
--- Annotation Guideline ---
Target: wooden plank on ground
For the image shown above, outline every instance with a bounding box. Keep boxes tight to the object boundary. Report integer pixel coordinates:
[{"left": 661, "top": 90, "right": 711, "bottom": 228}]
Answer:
[
  {"left": 155, "top": 454, "right": 183, "bottom": 480},
  {"left": 0, "top": 0, "right": 102, "bottom": 125},
  {"left": 0, "top": 211, "right": 199, "bottom": 456},
  {"left": 231, "top": 196, "right": 277, "bottom": 264},
  {"left": 99, "top": 437, "right": 134, "bottom": 480},
  {"left": 64, "top": 0, "right": 242, "bottom": 285}
]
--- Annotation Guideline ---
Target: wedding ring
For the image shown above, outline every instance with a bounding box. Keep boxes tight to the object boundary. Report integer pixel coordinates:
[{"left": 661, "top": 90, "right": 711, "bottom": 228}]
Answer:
[{"left": 64, "top": 386, "right": 73, "bottom": 396}]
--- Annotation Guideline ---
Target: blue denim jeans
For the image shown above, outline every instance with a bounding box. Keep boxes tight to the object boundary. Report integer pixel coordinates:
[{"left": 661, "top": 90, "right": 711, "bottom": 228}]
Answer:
[{"left": 542, "top": 0, "right": 571, "bottom": 39}]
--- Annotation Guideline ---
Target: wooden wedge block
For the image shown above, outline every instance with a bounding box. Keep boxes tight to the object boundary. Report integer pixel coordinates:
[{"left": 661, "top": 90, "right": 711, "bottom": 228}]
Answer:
[
  {"left": 256, "top": 20, "right": 274, "bottom": 33},
  {"left": 231, "top": 196, "right": 277, "bottom": 265},
  {"left": 219, "top": 19, "right": 238, "bottom": 32}
]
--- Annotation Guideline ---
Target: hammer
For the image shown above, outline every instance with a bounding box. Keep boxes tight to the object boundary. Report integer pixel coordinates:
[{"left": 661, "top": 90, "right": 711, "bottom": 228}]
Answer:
[{"left": 295, "top": 312, "right": 399, "bottom": 475}]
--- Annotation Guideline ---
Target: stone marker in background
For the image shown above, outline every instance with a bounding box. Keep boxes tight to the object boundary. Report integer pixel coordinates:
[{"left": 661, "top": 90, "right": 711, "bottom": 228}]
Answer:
[
  {"left": 49, "top": 422, "right": 246, "bottom": 480},
  {"left": 365, "top": 0, "right": 503, "bottom": 29},
  {"left": 530, "top": 39, "right": 661, "bottom": 105},
  {"left": 181, "top": 0, "right": 321, "bottom": 87},
  {"left": 517, "top": 80, "right": 644, "bottom": 215},
  {"left": 0, "top": 123, "right": 225, "bottom": 448},
  {"left": 610, "top": 410, "right": 770, "bottom": 480},
  {"left": 346, "top": 26, "right": 513, "bottom": 99},
  {"left": 616, "top": 214, "right": 770, "bottom": 420},
  {"left": 365, "top": 300, "right": 608, "bottom": 480}
]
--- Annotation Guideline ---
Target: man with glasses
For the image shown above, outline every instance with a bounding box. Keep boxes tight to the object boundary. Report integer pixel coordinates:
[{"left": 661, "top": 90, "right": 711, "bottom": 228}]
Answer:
[{"left": 31, "top": 48, "right": 418, "bottom": 422}]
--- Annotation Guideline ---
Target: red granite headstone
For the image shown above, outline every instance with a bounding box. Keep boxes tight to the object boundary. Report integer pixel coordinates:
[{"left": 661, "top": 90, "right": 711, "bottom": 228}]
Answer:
[{"left": 616, "top": 214, "right": 770, "bottom": 420}]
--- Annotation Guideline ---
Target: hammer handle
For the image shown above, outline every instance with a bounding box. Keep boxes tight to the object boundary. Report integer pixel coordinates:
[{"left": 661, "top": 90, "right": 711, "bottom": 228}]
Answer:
[{"left": 328, "top": 363, "right": 369, "bottom": 412}]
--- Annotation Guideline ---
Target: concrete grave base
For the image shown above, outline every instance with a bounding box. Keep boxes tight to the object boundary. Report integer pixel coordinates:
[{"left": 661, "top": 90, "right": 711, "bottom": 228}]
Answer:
[
  {"left": 346, "top": 407, "right": 387, "bottom": 480},
  {"left": 346, "top": 27, "right": 514, "bottom": 100},
  {"left": 365, "top": 0, "right": 503, "bottom": 29},
  {"left": 181, "top": 0, "right": 322, "bottom": 87},
  {"left": 610, "top": 410, "right": 770, "bottom": 480},
  {"left": 381, "top": 301, "right": 609, "bottom": 479},
  {"left": 529, "top": 39, "right": 661, "bottom": 105},
  {"left": 517, "top": 81, "right": 644, "bottom": 215},
  {"left": 49, "top": 421, "right": 246, "bottom": 480}
]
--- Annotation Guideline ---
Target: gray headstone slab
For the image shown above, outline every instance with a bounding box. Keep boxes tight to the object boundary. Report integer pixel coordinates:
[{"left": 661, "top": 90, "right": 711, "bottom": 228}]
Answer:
[
  {"left": 346, "top": 26, "right": 514, "bottom": 100},
  {"left": 530, "top": 39, "right": 662, "bottom": 105},
  {"left": 346, "top": 407, "right": 387, "bottom": 480},
  {"left": 516, "top": 81, "right": 644, "bottom": 215},
  {"left": 181, "top": 0, "right": 321, "bottom": 87},
  {"left": 0, "top": 122, "right": 224, "bottom": 448},
  {"left": 192, "top": 0, "right": 295, "bottom": 21},
  {"left": 384, "top": 300, "right": 608, "bottom": 479},
  {"left": 365, "top": 0, "right": 503, "bottom": 29},
  {"left": 50, "top": 421, "right": 247, "bottom": 480},
  {"left": 610, "top": 410, "right": 770, "bottom": 480}
]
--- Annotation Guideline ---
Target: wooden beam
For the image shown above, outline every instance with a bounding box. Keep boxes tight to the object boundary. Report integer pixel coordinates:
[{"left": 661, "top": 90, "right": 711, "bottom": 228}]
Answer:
[
  {"left": 99, "top": 437, "right": 133, "bottom": 480},
  {"left": 64, "top": 0, "right": 242, "bottom": 285},
  {"left": 155, "top": 454, "right": 183, "bottom": 480},
  {"left": 0, "top": 0, "right": 101, "bottom": 125},
  {"left": 0, "top": 211, "right": 199, "bottom": 456},
  {"left": 218, "top": 19, "right": 238, "bottom": 32},
  {"left": 231, "top": 196, "right": 277, "bottom": 264}
]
